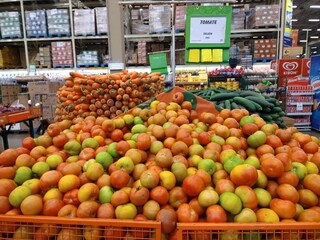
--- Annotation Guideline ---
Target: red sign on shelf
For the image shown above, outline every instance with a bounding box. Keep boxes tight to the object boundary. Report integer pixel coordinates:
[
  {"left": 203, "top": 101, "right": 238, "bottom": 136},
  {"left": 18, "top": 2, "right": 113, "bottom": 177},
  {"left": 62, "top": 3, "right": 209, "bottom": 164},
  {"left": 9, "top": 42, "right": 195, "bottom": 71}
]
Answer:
[
  {"left": 272, "top": 58, "right": 310, "bottom": 87},
  {"left": 278, "top": 59, "right": 302, "bottom": 77},
  {"left": 302, "top": 58, "right": 311, "bottom": 78}
]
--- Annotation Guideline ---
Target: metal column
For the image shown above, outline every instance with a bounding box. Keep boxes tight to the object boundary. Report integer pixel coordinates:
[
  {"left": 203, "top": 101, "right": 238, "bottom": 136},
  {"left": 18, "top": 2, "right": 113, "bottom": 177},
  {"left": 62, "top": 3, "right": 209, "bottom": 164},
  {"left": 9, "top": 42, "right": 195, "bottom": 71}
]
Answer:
[{"left": 106, "top": 0, "right": 125, "bottom": 71}]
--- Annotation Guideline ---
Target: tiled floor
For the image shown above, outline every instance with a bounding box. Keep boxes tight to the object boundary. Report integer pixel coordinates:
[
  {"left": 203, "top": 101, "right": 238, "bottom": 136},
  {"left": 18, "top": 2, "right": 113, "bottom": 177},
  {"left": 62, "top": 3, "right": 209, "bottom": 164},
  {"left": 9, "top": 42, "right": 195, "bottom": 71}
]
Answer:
[{"left": 1, "top": 129, "right": 320, "bottom": 152}]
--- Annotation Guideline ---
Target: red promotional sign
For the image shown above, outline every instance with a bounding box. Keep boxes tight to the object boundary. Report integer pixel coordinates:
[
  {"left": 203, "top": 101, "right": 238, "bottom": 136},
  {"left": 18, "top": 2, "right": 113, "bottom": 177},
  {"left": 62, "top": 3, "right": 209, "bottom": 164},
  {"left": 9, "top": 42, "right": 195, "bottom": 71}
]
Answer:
[
  {"left": 302, "top": 58, "right": 310, "bottom": 78},
  {"left": 278, "top": 59, "right": 302, "bottom": 77}
]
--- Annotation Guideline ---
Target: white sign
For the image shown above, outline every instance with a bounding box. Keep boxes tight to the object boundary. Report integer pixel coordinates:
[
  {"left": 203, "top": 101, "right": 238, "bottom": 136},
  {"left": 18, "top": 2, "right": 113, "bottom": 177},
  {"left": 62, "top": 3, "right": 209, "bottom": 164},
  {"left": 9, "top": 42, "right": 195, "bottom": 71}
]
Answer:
[
  {"left": 190, "top": 17, "right": 227, "bottom": 44},
  {"left": 296, "top": 102, "right": 303, "bottom": 111}
]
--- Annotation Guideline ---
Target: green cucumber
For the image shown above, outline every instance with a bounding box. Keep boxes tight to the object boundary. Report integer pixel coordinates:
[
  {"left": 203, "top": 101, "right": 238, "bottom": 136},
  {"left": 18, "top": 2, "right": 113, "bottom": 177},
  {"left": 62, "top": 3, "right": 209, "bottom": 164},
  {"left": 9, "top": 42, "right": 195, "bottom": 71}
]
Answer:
[
  {"left": 250, "top": 101, "right": 263, "bottom": 111},
  {"left": 231, "top": 102, "right": 240, "bottom": 109},
  {"left": 210, "top": 92, "right": 239, "bottom": 101},
  {"left": 259, "top": 113, "right": 273, "bottom": 121},
  {"left": 270, "top": 113, "right": 281, "bottom": 119},
  {"left": 261, "top": 107, "right": 272, "bottom": 113},
  {"left": 233, "top": 97, "right": 256, "bottom": 112},
  {"left": 245, "top": 96, "right": 274, "bottom": 108},
  {"left": 225, "top": 99, "right": 231, "bottom": 110},
  {"left": 218, "top": 102, "right": 225, "bottom": 109},
  {"left": 272, "top": 107, "right": 283, "bottom": 113},
  {"left": 239, "top": 91, "right": 264, "bottom": 98}
]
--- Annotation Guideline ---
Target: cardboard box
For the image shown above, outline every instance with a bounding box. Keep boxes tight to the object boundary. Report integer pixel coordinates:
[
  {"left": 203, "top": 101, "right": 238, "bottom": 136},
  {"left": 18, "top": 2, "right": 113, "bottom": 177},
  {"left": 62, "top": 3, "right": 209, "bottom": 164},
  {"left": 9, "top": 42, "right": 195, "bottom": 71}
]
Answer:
[
  {"left": 27, "top": 81, "right": 62, "bottom": 94},
  {"left": 283, "top": 116, "right": 295, "bottom": 127}
]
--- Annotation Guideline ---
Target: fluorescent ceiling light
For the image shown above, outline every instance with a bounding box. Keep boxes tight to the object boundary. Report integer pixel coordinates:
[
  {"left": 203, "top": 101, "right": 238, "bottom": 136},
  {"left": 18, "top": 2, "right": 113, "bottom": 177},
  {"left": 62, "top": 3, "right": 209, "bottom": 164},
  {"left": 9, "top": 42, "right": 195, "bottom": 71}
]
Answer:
[
  {"left": 310, "top": 36, "right": 319, "bottom": 39},
  {"left": 313, "top": 51, "right": 317, "bottom": 54},
  {"left": 311, "top": 46, "right": 318, "bottom": 49},
  {"left": 317, "top": 29, "right": 320, "bottom": 31},
  {"left": 292, "top": 5, "right": 297, "bottom": 8},
  {"left": 310, "top": 5, "right": 320, "bottom": 8},
  {"left": 291, "top": 19, "right": 298, "bottom": 22},
  {"left": 299, "top": 40, "right": 307, "bottom": 42},
  {"left": 253, "top": 36, "right": 258, "bottom": 38},
  {"left": 309, "top": 19, "right": 320, "bottom": 22},
  {"left": 302, "top": 29, "right": 312, "bottom": 31}
]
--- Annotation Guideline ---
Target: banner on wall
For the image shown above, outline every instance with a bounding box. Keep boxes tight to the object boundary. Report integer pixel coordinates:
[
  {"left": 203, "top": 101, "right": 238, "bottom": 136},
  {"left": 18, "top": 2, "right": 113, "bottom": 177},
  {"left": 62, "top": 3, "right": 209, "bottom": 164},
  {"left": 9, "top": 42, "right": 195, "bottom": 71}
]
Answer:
[
  {"left": 285, "top": 0, "right": 293, "bottom": 37},
  {"left": 310, "top": 55, "right": 320, "bottom": 92},
  {"left": 309, "top": 55, "right": 320, "bottom": 130},
  {"left": 291, "top": 29, "right": 299, "bottom": 47}
]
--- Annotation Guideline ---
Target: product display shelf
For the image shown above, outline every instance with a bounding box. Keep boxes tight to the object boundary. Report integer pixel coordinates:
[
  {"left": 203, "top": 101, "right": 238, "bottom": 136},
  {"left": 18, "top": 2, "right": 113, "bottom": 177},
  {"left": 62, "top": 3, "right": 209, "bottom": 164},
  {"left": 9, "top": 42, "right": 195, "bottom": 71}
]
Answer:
[
  {"left": 0, "top": 0, "right": 109, "bottom": 71},
  {"left": 208, "top": 75, "right": 244, "bottom": 90},
  {"left": 0, "top": 0, "right": 283, "bottom": 73},
  {"left": 285, "top": 85, "right": 314, "bottom": 131},
  {"left": 243, "top": 75, "right": 278, "bottom": 96}
]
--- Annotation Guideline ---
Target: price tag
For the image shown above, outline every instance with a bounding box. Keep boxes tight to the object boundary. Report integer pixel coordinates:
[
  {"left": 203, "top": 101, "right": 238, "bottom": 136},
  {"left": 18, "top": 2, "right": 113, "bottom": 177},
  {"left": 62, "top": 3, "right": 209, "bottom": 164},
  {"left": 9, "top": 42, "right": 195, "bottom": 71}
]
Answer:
[
  {"left": 190, "top": 17, "right": 227, "bottom": 44},
  {"left": 29, "top": 64, "right": 36, "bottom": 76},
  {"left": 297, "top": 103, "right": 303, "bottom": 111}
]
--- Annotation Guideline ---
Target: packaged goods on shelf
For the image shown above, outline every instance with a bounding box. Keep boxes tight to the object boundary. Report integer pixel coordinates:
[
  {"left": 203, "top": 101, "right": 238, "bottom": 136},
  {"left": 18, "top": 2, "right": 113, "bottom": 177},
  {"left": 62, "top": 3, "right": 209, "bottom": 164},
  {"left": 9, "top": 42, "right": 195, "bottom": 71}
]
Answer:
[
  {"left": 25, "top": 10, "right": 47, "bottom": 37},
  {"left": 131, "top": 8, "right": 149, "bottom": 34},
  {"left": 232, "top": 7, "right": 245, "bottom": 30},
  {"left": 77, "top": 51, "right": 99, "bottom": 66},
  {"left": 38, "top": 46, "right": 51, "bottom": 68},
  {"left": 149, "top": 5, "right": 171, "bottom": 33},
  {"left": 46, "top": 9, "right": 70, "bottom": 36},
  {"left": 0, "top": 11, "right": 22, "bottom": 39},
  {"left": 283, "top": 46, "right": 303, "bottom": 59},
  {"left": 74, "top": 9, "right": 96, "bottom": 36},
  {"left": 138, "top": 41, "right": 148, "bottom": 64},
  {"left": 51, "top": 41, "right": 73, "bottom": 67},
  {"left": 253, "top": 39, "right": 277, "bottom": 60},
  {"left": 95, "top": 7, "right": 108, "bottom": 35},
  {"left": 175, "top": 5, "right": 186, "bottom": 32},
  {"left": 246, "top": 4, "right": 279, "bottom": 28},
  {"left": 0, "top": 46, "right": 21, "bottom": 68}
]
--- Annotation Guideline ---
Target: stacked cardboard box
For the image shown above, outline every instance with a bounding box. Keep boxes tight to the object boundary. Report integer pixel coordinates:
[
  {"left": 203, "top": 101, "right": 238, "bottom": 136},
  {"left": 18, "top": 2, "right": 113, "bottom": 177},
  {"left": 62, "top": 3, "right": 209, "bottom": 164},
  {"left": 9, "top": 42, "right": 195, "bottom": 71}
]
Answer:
[
  {"left": 95, "top": 7, "right": 108, "bottom": 35},
  {"left": 0, "top": 84, "right": 21, "bottom": 106},
  {"left": 51, "top": 41, "right": 73, "bottom": 67},
  {"left": 77, "top": 51, "right": 99, "bottom": 66},
  {"left": 46, "top": 9, "right": 70, "bottom": 36},
  {"left": 253, "top": 39, "right": 277, "bottom": 60},
  {"left": 175, "top": 5, "right": 186, "bottom": 32},
  {"left": 0, "top": 12, "right": 22, "bottom": 39},
  {"left": 38, "top": 46, "right": 51, "bottom": 68},
  {"left": 232, "top": 8, "right": 245, "bottom": 31},
  {"left": 25, "top": 10, "right": 47, "bottom": 37},
  {"left": 247, "top": 5, "right": 279, "bottom": 28},
  {"left": 74, "top": 9, "right": 96, "bottom": 36},
  {"left": 131, "top": 8, "right": 149, "bottom": 34},
  {"left": 126, "top": 50, "right": 138, "bottom": 65},
  {"left": 149, "top": 5, "right": 171, "bottom": 33},
  {"left": 27, "top": 81, "right": 61, "bottom": 123},
  {"left": 137, "top": 41, "right": 148, "bottom": 65},
  {"left": 0, "top": 47, "right": 21, "bottom": 68}
]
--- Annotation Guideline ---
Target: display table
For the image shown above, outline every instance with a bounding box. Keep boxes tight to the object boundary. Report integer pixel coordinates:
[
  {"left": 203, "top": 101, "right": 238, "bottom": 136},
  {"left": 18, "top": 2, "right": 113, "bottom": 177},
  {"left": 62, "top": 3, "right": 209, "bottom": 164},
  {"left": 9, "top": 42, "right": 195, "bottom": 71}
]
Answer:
[{"left": 0, "top": 107, "right": 41, "bottom": 150}]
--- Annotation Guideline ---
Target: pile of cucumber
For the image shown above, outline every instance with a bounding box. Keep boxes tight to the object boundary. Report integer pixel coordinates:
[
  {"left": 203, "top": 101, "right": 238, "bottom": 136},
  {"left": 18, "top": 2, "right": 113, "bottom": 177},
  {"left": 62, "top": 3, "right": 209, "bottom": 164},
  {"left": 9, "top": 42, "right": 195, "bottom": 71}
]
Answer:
[{"left": 189, "top": 87, "right": 286, "bottom": 128}]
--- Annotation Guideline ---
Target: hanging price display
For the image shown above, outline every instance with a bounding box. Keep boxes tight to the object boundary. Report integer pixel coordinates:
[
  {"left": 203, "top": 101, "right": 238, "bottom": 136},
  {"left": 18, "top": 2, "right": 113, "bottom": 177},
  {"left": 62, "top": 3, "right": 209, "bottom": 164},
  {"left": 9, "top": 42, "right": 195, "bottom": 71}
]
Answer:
[{"left": 185, "top": 6, "right": 232, "bottom": 64}]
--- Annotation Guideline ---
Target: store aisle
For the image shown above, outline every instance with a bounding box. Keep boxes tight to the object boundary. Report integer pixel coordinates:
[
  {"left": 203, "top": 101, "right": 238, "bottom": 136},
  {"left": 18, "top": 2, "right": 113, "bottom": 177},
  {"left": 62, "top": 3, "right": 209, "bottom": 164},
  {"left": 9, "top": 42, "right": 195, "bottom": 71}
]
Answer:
[{"left": 1, "top": 130, "right": 320, "bottom": 153}]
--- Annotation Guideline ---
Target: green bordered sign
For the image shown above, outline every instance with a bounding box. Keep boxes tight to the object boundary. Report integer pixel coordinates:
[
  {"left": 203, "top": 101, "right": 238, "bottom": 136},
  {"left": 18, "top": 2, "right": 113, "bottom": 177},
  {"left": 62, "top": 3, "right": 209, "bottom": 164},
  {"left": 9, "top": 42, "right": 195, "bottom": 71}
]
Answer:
[
  {"left": 149, "top": 53, "right": 168, "bottom": 74},
  {"left": 185, "top": 6, "right": 232, "bottom": 64}
]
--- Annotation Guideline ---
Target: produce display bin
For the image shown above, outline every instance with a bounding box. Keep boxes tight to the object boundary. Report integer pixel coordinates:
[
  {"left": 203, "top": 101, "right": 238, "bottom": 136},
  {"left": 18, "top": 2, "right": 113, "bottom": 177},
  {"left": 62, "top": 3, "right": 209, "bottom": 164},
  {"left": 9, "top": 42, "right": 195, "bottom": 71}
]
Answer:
[
  {"left": 0, "top": 215, "right": 162, "bottom": 239},
  {"left": 176, "top": 222, "right": 320, "bottom": 240}
]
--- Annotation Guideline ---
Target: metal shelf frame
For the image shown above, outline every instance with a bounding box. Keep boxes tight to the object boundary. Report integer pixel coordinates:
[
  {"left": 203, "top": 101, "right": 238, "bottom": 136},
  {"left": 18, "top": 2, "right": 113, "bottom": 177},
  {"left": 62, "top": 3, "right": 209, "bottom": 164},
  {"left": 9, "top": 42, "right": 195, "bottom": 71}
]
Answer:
[{"left": 0, "top": 0, "right": 284, "bottom": 74}]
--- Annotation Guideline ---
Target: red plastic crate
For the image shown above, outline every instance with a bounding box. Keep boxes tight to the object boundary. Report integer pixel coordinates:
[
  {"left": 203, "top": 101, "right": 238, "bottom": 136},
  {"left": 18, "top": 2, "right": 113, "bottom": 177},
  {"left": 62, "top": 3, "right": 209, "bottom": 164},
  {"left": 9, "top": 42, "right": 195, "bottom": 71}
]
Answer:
[{"left": 0, "top": 215, "right": 162, "bottom": 239}]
